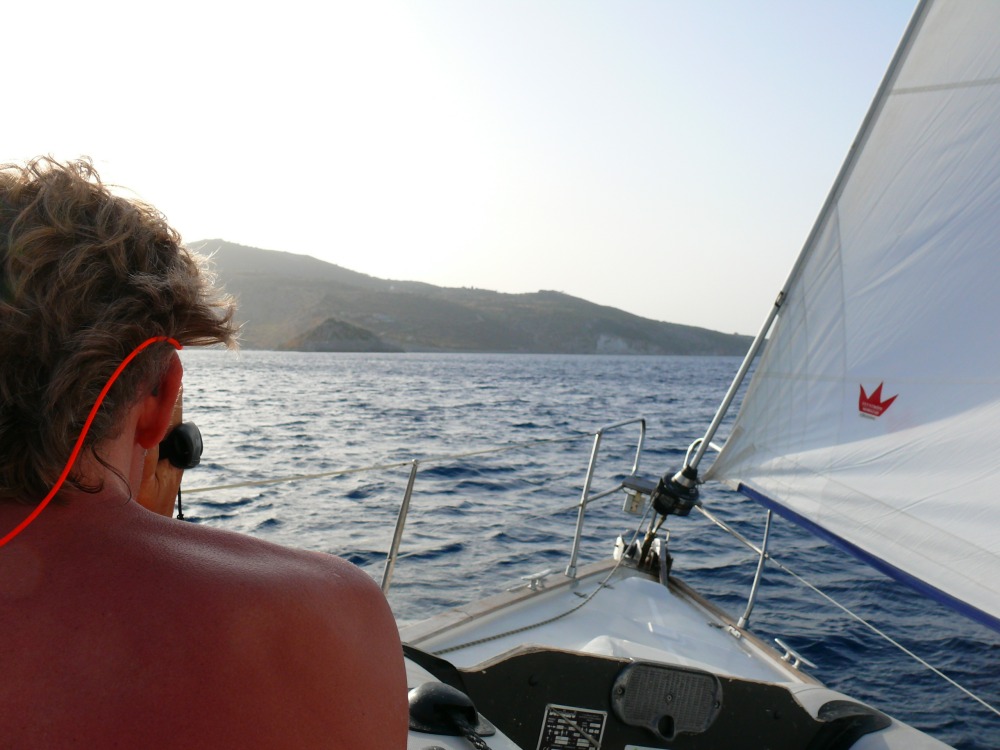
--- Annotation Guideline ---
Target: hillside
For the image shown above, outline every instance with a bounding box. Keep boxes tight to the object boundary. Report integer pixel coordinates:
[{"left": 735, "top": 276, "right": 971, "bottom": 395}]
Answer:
[{"left": 190, "top": 240, "right": 752, "bottom": 355}]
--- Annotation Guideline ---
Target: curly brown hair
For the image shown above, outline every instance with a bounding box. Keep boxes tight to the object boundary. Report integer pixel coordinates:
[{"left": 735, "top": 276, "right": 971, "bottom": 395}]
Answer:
[{"left": 0, "top": 157, "right": 238, "bottom": 502}]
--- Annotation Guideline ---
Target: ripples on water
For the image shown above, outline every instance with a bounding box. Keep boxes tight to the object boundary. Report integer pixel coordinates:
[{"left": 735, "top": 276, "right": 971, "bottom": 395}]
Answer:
[{"left": 180, "top": 350, "right": 998, "bottom": 749}]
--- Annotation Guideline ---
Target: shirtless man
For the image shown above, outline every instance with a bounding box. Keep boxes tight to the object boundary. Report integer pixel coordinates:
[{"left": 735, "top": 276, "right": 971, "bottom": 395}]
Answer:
[{"left": 0, "top": 158, "right": 408, "bottom": 748}]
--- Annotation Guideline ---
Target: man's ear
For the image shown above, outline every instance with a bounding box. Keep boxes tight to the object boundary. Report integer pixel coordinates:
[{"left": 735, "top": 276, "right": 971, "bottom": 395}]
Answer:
[{"left": 135, "top": 352, "right": 183, "bottom": 450}]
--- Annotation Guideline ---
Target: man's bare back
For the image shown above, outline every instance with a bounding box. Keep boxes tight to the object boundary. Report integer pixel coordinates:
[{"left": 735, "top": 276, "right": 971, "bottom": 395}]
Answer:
[
  {"left": 0, "top": 158, "right": 408, "bottom": 747},
  {"left": 0, "top": 497, "right": 406, "bottom": 748}
]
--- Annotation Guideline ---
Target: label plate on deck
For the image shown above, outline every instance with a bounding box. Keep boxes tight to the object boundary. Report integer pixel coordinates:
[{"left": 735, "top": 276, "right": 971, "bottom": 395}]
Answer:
[{"left": 536, "top": 704, "right": 606, "bottom": 750}]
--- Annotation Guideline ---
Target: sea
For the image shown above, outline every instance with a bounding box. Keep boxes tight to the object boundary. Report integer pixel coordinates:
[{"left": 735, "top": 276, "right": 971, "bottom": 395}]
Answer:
[{"left": 178, "top": 350, "right": 999, "bottom": 749}]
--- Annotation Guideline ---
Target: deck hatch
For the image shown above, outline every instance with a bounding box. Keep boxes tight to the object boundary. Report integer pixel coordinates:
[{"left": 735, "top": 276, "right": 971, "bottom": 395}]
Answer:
[{"left": 611, "top": 662, "right": 722, "bottom": 740}]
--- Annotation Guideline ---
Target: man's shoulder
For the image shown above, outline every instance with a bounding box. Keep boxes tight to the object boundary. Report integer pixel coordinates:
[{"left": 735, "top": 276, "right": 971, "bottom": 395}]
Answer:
[
  {"left": 128, "top": 513, "right": 409, "bottom": 746},
  {"left": 138, "top": 512, "right": 383, "bottom": 616},
  {"left": 1, "top": 505, "right": 409, "bottom": 748}
]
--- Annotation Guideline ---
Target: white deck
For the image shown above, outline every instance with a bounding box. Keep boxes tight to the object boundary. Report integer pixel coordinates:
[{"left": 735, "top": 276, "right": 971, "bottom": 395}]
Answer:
[
  {"left": 401, "top": 560, "right": 812, "bottom": 685},
  {"left": 402, "top": 560, "right": 953, "bottom": 749}
]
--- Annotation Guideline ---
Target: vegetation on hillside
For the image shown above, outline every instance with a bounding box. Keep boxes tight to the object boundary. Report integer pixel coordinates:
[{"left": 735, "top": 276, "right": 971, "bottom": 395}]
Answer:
[{"left": 193, "top": 240, "right": 751, "bottom": 355}]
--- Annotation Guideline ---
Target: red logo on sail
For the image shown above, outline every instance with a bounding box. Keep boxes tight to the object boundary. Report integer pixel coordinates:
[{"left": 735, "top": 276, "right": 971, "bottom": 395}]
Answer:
[{"left": 859, "top": 383, "right": 897, "bottom": 418}]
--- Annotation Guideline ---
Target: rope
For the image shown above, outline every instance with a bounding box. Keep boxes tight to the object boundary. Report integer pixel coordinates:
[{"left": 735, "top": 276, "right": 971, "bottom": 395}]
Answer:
[
  {"left": 460, "top": 728, "right": 492, "bottom": 750},
  {"left": 431, "top": 561, "right": 621, "bottom": 656},
  {"left": 181, "top": 432, "right": 591, "bottom": 495},
  {"left": 432, "top": 504, "right": 652, "bottom": 656},
  {"left": 773, "top": 557, "right": 1000, "bottom": 718},
  {"left": 181, "top": 460, "right": 415, "bottom": 494},
  {"left": 447, "top": 708, "right": 494, "bottom": 750},
  {"left": 695, "top": 505, "right": 1000, "bottom": 719}
]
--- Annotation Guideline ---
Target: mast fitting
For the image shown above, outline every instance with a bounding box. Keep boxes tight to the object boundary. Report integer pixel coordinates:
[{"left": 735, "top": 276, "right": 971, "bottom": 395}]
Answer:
[{"left": 650, "top": 466, "right": 700, "bottom": 517}]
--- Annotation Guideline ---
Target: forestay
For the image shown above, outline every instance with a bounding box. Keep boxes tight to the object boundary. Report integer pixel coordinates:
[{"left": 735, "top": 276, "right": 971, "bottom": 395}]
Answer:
[{"left": 705, "top": 0, "right": 1000, "bottom": 632}]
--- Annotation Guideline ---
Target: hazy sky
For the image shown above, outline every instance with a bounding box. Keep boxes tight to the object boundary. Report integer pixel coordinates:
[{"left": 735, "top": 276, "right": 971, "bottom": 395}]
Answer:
[{"left": 8, "top": 0, "right": 916, "bottom": 335}]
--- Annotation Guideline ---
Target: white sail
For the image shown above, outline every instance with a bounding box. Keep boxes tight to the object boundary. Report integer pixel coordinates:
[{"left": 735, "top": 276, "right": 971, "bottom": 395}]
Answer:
[{"left": 705, "top": 0, "right": 1000, "bottom": 632}]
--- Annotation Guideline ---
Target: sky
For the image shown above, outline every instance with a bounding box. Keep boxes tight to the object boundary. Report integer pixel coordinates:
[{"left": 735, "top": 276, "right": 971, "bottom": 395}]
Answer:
[{"left": 7, "top": 0, "right": 917, "bottom": 335}]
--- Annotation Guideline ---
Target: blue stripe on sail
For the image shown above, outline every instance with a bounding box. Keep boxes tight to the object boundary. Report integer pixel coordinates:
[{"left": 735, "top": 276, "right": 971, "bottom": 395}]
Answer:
[{"left": 737, "top": 483, "right": 1000, "bottom": 635}]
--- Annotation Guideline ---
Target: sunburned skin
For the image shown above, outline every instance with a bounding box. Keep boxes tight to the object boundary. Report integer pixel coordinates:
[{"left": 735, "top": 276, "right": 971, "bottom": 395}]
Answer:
[
  {"left": 136, "top": 387, "right": 185, "bottom": 517},
  {"left": 0, "top": 352, "right": 408, "bottom": 748}
]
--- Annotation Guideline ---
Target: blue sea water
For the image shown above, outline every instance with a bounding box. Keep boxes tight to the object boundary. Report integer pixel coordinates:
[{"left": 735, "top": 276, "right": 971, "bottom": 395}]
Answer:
[{"left": 179, "top": 350, "right": 999, "bottom": 749}]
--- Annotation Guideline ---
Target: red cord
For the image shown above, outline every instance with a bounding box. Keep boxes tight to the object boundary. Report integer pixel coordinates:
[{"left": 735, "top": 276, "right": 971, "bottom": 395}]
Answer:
[{"left": 0, "top": 336, "right": 182, "bottom": 549}]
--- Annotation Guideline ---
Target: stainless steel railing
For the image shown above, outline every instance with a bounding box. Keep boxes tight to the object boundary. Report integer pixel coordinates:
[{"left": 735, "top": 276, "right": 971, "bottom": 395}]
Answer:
[
  {"left": 380, "top": 417, "right": 647, "bottom": 593},
  {"left": 564, "top": 417, "right": 646, "bottom": 578},
  {"left": 183, "top": 418, "right": 649, "bottom": 595}
]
